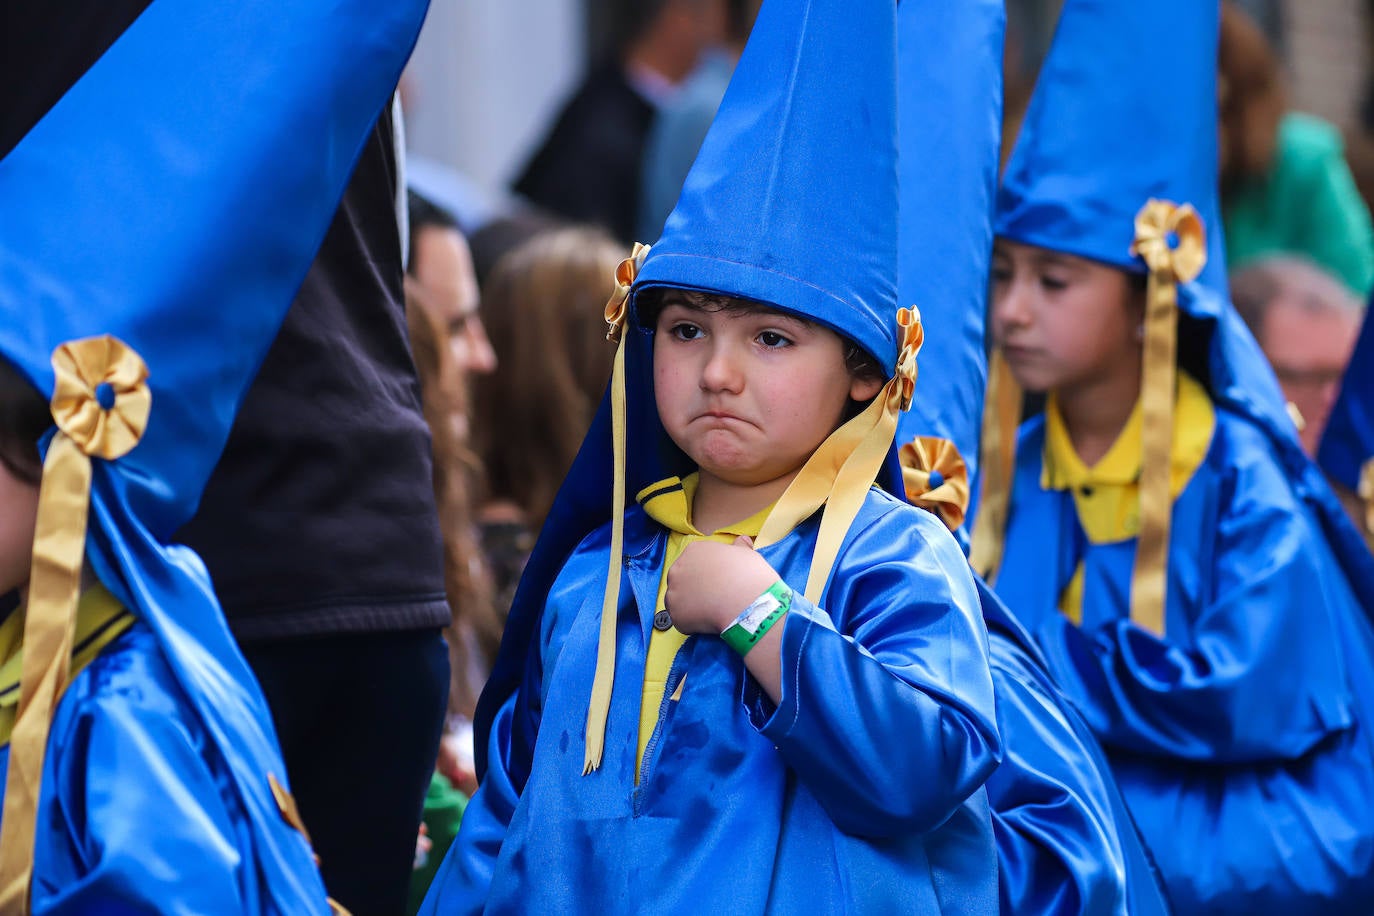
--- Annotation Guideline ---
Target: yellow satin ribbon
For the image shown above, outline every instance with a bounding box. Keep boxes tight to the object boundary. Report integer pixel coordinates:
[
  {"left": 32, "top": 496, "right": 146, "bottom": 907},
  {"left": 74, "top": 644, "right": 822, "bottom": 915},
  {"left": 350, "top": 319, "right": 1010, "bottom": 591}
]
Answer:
[
  {"left": 585, "top": 243, "right": 650, "bottom": 775},
  {"left": 969, "top": 351, "right": 1022, "bottom": 580},
  {"left": 0, "top": 337, "right": 150, "bottom": 914},
  {"left": 899, "top": 436, "right": 971, "bottom": 532},
  {"left": 1127, "top": 199, "right": 1205, "bottom": 637},
  {"left": 1359, "top": 457, "right": 1374, "bottom": 541}
]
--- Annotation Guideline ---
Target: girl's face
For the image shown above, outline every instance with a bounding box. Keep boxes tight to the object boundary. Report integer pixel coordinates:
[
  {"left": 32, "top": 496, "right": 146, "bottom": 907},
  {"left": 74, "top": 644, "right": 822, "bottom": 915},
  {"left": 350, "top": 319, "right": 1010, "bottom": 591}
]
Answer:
[
  {"left": 0, "top": 462, "right": 39, "bottom": 596},
  {"left": 990, "top": 239, "right": 1143, "bottom": 394}
]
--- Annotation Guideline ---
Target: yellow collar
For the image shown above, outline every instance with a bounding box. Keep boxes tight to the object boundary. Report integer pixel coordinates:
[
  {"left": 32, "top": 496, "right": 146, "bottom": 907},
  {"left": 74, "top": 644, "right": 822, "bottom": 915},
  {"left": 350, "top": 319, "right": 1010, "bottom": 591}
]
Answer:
[
  {"left": 1041, "top": 372, "right": 1215, "bottom": 544},
  {"left": 637, "top": 473, "right": 773, "bottom": 539},
  {"left": 0, "top": 584, "right": 135, "bottom": 746}
]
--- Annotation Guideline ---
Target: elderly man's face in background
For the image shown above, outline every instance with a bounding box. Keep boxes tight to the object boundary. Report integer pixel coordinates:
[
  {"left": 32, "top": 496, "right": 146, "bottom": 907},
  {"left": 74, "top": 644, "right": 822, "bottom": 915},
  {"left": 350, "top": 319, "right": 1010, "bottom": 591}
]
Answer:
[{"left": 1260, "top": 295, "right": 1361, "bottom": 455}]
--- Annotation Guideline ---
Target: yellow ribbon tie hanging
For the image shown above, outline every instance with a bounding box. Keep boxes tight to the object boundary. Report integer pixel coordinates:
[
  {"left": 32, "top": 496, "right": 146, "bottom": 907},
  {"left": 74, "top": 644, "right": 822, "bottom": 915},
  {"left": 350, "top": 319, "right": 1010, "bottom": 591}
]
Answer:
[
  {"left": 1126, "top": 199, "right": 1205, "bottom": 637},
  {"left": 584, "top": 243, "right": 650, "bottom": 775},
  {"left": 899, "top": 436, "right": 971, "bottom": 532},
  {"left": 757, "top": 308, "right": 923, "bottom": 602},
  {"left": 0, "top": 337, "right": 150, "bottom": 914},
  {"left": 969, "top": 350, "right": 1022, "bottom": 582}
]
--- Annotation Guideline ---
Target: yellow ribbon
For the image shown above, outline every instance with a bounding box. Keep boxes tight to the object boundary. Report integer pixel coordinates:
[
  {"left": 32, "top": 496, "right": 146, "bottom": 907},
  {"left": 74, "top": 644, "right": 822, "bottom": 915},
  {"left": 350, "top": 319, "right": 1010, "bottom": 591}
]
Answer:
[
  {"left": 0, "top": 337, "right": 150, "bottom": 914},
  {"left": 899, "top": 436, "right": 971, "bottom": 532},
  {"left": 1126, "top": 200, "right": 1205, "bottom": 637},
  {"left": 969, "top": 351, "right": 1022, "bottom": 581},
  {"left": 585, "top": 243, "right": 649, "bottom": 774},
  {"left": 1359, "top": 457, "right": 1374, "bottom": 543}
]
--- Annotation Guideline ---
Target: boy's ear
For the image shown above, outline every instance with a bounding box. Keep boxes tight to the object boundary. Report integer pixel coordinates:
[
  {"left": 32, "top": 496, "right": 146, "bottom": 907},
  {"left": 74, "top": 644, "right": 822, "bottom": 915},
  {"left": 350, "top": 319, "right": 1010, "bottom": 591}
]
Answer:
[{"left": 849, "top": 374, "right": 884, "bottom": 403}]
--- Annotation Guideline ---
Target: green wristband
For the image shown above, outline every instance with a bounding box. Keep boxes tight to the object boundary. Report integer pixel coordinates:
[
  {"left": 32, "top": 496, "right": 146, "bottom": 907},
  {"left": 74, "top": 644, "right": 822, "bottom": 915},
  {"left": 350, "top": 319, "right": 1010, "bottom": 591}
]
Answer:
[{"left": 721, "top": 580, "right": 791, "bottom": 657}]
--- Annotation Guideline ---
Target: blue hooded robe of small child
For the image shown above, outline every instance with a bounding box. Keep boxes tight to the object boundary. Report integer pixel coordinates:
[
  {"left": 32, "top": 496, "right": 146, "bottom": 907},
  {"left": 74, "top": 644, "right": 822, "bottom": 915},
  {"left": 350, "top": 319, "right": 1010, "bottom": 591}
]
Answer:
[
  {"left": 0, "top": 1, "right": 427, "bottom": 911},
  {"left": 974, "top": 0, "right": 1374, "bottom": 911},
  {"left": 420, "top": 0, "right": 1002, "bottom": 911}
]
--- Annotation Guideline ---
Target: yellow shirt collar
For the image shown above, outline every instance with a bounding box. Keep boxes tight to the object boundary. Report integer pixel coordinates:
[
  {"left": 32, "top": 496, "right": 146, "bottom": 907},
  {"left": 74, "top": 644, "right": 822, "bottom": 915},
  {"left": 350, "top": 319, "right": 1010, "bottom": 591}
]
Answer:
[{"left": 637, "top": 473, "right": 772, "bottom": 540}]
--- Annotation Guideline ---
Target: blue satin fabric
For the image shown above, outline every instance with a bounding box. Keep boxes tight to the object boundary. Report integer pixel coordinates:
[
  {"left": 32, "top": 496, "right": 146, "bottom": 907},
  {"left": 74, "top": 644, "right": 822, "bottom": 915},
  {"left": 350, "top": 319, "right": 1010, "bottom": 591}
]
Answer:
[
  {"left": 1320, "top": 303, "right": 1374, "bottom": 492},
  {"left": 0, "top": 0, "right": 427, "bottom": 908},
  {"left": 422, "top": 491, "right": 1000, "bottom": 914},
  {"left": 0, "top": 623, "right": 281, "bottom": 913},
  {"left": 993, "top": 407, "right": 1374, "bottom": 913},
  {"left": 978, "top": 580, "right": 1171, "bottom": 916}
]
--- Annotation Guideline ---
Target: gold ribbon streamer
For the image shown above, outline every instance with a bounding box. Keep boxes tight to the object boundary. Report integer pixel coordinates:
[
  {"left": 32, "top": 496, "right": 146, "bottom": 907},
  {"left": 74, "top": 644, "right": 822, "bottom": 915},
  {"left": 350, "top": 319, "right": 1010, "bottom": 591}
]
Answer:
[
  {"left": 1127, "top": 200, "right": 1205, "bottom": 637},
  {"left": 585, "top": 243, "right": 649, "bottom": 774},
  {"left": 756, "top": 307, "right": 923, "bottom": 602},
  {"left": 969, "top": 351, "right": 1022, "bottom": 581},
  {"left": 899, "top": 436, "right": 971, "bottom": 532},
  {"left": 0, "top": 337, "right": 149, "bottom": 914}
]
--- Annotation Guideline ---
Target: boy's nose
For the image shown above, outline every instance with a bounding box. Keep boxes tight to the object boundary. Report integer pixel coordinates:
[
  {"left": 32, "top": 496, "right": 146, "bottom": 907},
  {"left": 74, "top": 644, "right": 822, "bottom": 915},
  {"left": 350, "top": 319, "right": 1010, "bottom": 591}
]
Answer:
[
  {"left": 992, "top": 280, "right": 1032, "bottom": 336},
  {"left": 699, "top": 343, "right": 744, "bottom": 392}
]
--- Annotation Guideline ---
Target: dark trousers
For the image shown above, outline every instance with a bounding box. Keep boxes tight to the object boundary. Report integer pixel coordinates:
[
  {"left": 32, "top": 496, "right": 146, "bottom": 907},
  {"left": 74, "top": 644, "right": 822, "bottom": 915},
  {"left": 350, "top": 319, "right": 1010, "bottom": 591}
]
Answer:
[{"left": 243, "top": 628, "right": 450, "bottom": 916}]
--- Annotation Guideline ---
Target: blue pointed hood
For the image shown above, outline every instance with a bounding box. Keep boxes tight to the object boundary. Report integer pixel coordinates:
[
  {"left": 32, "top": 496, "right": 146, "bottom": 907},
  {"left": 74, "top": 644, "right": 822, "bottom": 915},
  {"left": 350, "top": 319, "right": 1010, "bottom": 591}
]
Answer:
[
  {"left": 633, "top": 0, "right": 898, "bottom": 370},
  {"left": 0, "top": 0, "right": 426, "bottom": 906},
  {"left": 893, "top": 0, "right": 1004, "bottom": 529},
  {"left": 1320, "top": 305, "right": 1374, "bottom": 495}
]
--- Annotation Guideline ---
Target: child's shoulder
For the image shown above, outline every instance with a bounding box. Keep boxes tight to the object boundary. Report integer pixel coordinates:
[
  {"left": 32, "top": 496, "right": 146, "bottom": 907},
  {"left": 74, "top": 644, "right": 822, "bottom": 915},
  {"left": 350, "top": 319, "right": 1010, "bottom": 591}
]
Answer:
[
  {"left": 844, "top": 487, "right": 970, "bottom": 567},
  {"left": 61, "top": 619, "right": 194, "bottom": 722}
]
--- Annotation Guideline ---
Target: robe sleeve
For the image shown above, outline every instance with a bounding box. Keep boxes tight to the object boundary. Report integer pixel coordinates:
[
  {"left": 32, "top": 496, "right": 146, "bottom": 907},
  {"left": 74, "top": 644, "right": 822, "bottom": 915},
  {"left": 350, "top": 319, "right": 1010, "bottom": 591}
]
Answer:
[
  {"left": 753, "top": 507, "right": 1001, "bottom": 838},
  {"left": 1038, "top": 427, "right": 1354, "bottom": 762},
  {"left": 37, "top": 679, "right": 252, "bottom": 914},
  {"left": 985, "top": 659, "right": 1129, "bottom": 916}
]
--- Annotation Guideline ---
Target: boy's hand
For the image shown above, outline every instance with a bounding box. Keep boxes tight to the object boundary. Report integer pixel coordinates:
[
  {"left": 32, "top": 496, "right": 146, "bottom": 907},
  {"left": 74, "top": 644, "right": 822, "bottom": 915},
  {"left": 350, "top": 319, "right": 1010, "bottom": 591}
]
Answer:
[{"left": 666, "top": 536, "right": 781, "bottom": 635}]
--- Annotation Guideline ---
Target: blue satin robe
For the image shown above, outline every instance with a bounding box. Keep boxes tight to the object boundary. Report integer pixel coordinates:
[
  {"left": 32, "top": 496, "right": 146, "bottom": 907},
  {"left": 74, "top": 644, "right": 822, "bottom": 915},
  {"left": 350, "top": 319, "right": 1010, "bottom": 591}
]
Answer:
[
  {"left": 978, "top": 579, "right": 1171, "bottom": 915},
  {"left": 421, "top": 490, "right": 1001, "bottom": 914},
  {"left": 994, "top": 406, "right": 1374, "bottom": 914},
  {"left": 0, "top": 621, "right": 329, "bottom": 915}
]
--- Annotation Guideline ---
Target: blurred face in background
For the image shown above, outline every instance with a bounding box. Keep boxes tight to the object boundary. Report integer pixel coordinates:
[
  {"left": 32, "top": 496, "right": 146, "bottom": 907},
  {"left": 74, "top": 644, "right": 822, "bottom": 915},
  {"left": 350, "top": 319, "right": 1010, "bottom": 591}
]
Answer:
[
  {"left": 1260, "top": 297, "right": 1361, "bottom": 455},
  {"left": 413, "top": 225, "right": 497, "bottom": 380}
]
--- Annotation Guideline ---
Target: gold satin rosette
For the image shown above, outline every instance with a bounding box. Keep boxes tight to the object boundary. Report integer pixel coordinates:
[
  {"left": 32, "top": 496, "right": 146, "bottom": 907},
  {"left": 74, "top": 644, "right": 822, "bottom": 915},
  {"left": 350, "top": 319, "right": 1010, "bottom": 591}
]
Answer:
[
  {"left": 0, "top": 337, "right": 150, "bottom": 913},
  {"left": 900, "top": 436, "right": 971, "bottom": 532}
]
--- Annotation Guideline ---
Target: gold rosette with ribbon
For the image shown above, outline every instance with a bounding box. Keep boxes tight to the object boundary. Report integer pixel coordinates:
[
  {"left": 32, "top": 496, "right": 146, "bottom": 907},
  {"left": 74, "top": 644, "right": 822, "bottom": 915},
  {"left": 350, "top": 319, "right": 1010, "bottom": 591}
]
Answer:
[
  {"left": 585, "top": 243, "right": 649, "bottom": 774},
  {"left": 900, "top": 436, "right": 971, "bottom": 531},
  {"left": 1126, "top": 199, "right": 1205, "bottom": 637},
  {"left": 0, "top": 336, "right": 150, "bottom": 913}
]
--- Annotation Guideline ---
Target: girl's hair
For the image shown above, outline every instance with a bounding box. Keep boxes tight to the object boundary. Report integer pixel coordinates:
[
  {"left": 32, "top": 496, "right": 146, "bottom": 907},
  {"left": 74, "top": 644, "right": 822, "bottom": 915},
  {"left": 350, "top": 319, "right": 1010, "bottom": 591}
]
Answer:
[
  {"left": 0, "top": 358, "right": 49, "bottom": 485},
  {"left": 405, "top": 278, "right": 503, "bottom": 719},
  {"left": 472, "top": 225, "right": 626, "bottom": 531},
  {"left": 636, "top": 287, "right": 887, "bottom": 387}
]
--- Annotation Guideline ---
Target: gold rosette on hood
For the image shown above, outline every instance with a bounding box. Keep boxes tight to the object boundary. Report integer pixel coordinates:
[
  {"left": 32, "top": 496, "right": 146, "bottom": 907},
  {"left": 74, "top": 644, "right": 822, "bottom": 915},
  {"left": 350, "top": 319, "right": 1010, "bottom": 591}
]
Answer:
[{"left": 900, "top": 436, "right": 970, "bottom": 531}]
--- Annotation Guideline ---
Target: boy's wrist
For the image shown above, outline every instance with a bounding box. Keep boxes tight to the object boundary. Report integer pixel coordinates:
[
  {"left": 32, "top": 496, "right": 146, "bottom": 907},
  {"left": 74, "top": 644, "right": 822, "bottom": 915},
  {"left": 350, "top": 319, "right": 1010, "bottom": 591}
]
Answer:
[{"left": 721, "top": 580, "right": 791, "bottom": 656}]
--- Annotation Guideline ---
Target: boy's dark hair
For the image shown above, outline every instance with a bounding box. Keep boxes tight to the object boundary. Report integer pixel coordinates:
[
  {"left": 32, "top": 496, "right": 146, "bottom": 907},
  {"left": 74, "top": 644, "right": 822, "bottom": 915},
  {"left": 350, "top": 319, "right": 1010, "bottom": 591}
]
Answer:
[
  {"left": 0, "top": 358, "right": 49, "bottom": 485},
  {"left": 636, "top": 287, "right": 886, "bottom": 386}
]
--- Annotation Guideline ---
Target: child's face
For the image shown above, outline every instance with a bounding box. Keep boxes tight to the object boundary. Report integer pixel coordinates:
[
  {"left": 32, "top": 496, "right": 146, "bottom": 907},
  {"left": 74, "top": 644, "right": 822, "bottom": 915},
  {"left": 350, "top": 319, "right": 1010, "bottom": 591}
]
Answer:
[
  {"left": 653, "top": 298, "right": 883, "bottom": 491},
  {"left": 990, "top": 239, "right": 1143, "bottom": 394},
  {"left": 0, "top": 462, "right": 39, "bottom": 595}
]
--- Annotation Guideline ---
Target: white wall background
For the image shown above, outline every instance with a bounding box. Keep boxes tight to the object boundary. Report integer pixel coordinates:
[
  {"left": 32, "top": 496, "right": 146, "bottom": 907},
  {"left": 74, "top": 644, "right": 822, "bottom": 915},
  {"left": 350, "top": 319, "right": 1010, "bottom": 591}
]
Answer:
[{"left": 403, "top": 0, "right": 587, "bottom": 193}]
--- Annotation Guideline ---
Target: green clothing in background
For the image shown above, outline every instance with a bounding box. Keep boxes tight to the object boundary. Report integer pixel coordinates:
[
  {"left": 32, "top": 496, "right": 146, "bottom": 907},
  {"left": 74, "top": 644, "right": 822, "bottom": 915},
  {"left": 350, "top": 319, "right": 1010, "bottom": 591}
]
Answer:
[
  {"left": 1224, "top": 112, "right": 1374, "bottom": 296},
  {"left": 407, "top": 773, "right": 468, "bottom": 916}
]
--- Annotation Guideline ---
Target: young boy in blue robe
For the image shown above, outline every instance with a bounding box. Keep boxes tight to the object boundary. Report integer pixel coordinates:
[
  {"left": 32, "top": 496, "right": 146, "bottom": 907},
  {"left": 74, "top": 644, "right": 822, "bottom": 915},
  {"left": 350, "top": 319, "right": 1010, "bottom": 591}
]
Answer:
[
  {"left": 891, "top": 2, "right": 1168, "bottom": 912},
  {"left": 0, "top": 0, "right": 426, "bottom": 910},
  {"left": 420, "top": 0, "right": 1002, "bottom": 911},
  {"left": 970, "top": 0, "right": 1374, "bottom": 911}
]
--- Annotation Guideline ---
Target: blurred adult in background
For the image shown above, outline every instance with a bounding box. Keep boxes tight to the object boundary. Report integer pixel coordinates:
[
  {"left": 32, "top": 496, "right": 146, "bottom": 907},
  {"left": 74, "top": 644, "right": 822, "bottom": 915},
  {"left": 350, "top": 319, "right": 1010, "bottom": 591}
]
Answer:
[
  {"left": 1232, "top": 255, "right": 1365, "bottom": 455},
  {"left": 408, "top": 191, "right": 497, "bottom": 395},
  {"left": 637, "top": 0, "right": 762, "bottom": 242},
  {"left": 177, "top": 103, "right": 451, "bottom": 916},
  {"left": 471, "top": 226, "right": 624, "bottom": 613},
  {"left": 1219, "top": 0, "right": 1374, "bottom": 297},
  {"left": 512, "top": 0, "right": 727, "bottom": 242}
]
